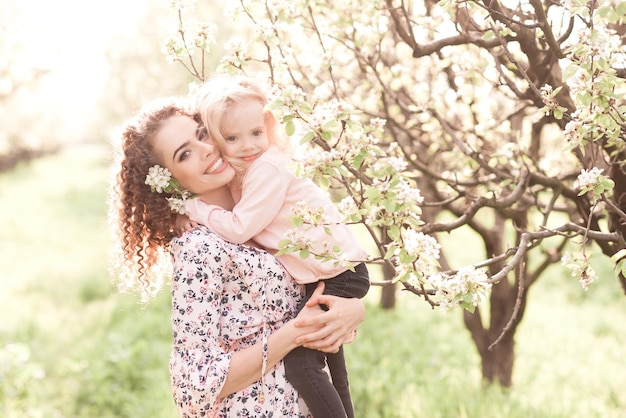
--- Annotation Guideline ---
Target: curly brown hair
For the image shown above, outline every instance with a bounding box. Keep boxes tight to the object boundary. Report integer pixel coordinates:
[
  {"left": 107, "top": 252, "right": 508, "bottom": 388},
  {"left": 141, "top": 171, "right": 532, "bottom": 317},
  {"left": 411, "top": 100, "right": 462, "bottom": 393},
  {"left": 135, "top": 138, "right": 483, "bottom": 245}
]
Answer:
[{"left": 109, "top": 97, "right": 193, "bottom": 300}]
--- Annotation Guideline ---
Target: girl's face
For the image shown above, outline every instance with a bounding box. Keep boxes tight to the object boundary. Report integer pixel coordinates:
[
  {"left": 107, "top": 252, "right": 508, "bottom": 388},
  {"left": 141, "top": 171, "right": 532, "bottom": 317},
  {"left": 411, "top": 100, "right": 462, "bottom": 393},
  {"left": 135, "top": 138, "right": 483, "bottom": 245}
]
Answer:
[
  {"left": 220, "top": 99, "right": 270, "bottom": 167},
  {"left": 151, "top": 114, "right": 235, "bottom": 197}
]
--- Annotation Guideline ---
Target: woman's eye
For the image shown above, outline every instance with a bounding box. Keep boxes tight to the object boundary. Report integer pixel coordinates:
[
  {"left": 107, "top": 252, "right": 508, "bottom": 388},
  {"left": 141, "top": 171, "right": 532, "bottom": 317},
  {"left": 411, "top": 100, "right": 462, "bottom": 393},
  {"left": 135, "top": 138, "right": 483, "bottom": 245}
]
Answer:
[
  {"left": 198, "top": 128, "right": 208, "bottom": 141},
  {"left": 179, "top": 150, "right": 190, "bottom": 161}
]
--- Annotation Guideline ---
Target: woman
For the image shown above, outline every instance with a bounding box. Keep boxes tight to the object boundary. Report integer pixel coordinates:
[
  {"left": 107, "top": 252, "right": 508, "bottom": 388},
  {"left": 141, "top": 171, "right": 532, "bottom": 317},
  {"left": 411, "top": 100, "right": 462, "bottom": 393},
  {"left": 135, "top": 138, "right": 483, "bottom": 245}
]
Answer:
[{"left": 109, "top": 97, "right": 365, "bottom": 417}]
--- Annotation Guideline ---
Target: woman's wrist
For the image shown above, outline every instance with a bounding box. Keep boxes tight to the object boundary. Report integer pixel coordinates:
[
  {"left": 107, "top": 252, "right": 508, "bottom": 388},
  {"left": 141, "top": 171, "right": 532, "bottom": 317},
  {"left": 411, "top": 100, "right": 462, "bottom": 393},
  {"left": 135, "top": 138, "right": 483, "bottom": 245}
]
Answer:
[{"left": 273, "top": 320, "right": 301, "bottom": 351}]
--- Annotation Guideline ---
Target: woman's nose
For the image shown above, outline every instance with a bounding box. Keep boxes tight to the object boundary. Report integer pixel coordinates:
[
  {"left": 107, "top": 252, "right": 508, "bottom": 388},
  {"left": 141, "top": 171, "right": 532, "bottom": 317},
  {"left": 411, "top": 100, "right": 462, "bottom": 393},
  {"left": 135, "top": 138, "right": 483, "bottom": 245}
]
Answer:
[{"left": 200, "top": 141, "right": 216, "bottom": 157}]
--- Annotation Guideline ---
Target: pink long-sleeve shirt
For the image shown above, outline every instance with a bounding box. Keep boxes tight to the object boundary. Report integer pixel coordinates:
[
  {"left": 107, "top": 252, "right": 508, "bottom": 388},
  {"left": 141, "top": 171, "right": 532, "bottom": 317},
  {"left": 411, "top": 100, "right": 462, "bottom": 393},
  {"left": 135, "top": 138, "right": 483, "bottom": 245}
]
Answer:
[{"left": 185, "top": 146, "right": 368, "bottom": 284}]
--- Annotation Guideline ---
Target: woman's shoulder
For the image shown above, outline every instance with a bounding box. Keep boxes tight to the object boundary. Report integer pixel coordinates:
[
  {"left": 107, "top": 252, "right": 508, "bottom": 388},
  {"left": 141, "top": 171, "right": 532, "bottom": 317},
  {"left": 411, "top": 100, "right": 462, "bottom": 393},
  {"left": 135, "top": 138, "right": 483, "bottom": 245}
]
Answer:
[
  {"left": 170, "top": 225, "right": 222, "bottom": 248},
  {"left": 171, "top": 225, "right": 263, "bottom": 256}
]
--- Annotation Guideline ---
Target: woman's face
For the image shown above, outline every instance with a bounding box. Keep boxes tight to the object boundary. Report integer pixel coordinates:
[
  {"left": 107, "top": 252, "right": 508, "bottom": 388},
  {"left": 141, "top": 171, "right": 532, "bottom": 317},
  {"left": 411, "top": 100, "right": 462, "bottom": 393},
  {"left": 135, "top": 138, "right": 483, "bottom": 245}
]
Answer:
[{"left": 151, "top": 114, "right": 236, "bottom": 197}]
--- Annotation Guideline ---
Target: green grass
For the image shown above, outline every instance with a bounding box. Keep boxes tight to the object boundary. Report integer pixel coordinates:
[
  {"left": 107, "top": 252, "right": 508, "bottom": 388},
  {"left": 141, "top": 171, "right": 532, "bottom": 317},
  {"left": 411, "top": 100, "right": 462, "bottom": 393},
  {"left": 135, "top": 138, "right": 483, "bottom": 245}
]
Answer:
[{"left": 1, "top": 146, "right": 625, "bottom": 417}]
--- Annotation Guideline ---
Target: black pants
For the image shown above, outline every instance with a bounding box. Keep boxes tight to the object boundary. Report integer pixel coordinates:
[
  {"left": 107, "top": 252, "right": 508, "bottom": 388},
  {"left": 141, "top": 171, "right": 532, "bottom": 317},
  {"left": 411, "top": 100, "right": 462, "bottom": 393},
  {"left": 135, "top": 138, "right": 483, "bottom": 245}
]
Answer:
[{"left": 284, "top": 263, "right": 370, "bottom": 418}]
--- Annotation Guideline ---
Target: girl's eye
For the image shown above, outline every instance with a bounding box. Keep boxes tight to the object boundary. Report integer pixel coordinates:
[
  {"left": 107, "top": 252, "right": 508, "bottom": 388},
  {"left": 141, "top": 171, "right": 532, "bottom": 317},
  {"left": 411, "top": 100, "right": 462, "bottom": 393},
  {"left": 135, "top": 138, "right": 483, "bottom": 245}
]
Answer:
[
  {"left": 253, "top": 130, "right": 262, "bottom": 137},
  {"left": 225, "top": 136, "right": 237, "bottom": 143}
]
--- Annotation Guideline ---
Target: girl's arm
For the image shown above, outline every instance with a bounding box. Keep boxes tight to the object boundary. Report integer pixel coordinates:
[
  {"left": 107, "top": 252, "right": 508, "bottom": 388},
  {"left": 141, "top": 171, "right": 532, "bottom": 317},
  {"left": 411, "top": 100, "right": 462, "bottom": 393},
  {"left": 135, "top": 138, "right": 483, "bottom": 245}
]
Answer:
[{"left": 185, "top": 160, "right": 289, "bottom": 244}]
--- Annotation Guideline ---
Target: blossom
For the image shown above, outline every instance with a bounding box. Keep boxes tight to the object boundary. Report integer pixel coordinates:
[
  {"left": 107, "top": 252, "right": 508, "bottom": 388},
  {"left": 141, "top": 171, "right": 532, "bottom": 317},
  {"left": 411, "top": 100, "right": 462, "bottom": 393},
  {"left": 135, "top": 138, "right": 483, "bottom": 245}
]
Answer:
[
  {"left": 337, "top": 196, "right": 359, "bottom": 218},
  {"left": 430, "top": 266, "right": 491, "bottom": 310},
  {"left": 563, "top": 118, "right": 582, "bottom": 145},
  {"left": 574, "top": 167, "right": 604, "bottom": 190},
  {"left": 170, "top": 0, "right": 196, "bottom": 11},
  {"left": 145, "top": 165, "right": 196, "bottom": 214},
  {"left": 562, "top": 252, "right": 598, "bottom": 291},
  {"left": 401, "top": 228, "right": 440, "bottom": 261},
  {"left": 145, "top": 165, "right": 171, "bottom": 193},
  {"left": 167, "top": 197, "right": 186, "bottom": 215}
]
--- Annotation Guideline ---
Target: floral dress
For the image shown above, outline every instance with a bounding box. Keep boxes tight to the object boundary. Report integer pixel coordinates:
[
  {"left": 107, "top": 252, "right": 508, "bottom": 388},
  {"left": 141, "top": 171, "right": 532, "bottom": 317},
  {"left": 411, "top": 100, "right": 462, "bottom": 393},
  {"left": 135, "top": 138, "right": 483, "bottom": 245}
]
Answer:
[{"left": 169, "top": 226, "right": 312, "bottom": 417}]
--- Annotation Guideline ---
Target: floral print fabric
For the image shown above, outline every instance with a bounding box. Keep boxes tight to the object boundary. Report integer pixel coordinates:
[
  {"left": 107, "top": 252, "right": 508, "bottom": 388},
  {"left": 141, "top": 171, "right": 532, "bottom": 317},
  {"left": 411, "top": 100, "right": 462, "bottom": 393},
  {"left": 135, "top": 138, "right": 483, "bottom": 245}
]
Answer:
[{"left": 169, "top": 226, "right": 312, "bottom": 417}]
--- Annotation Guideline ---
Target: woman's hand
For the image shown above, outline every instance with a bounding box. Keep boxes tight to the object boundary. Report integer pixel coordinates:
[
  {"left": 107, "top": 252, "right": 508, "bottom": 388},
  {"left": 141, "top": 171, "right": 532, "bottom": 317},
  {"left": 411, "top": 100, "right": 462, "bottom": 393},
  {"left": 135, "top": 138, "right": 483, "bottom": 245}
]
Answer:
[{"left": 293, "top": 282, "right": 365, "bottom": 353}]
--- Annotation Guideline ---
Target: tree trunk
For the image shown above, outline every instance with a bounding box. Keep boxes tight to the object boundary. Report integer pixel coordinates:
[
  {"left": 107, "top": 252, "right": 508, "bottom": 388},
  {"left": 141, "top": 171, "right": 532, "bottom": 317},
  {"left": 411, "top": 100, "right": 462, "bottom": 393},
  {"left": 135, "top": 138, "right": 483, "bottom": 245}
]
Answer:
[
  {"left": 380, "top": 283, "right": 396, "bottom": 309},
  {"left": 379, "top": 227, "right": 397, "bottom": 310},
  {"left": 461, "top": 212, "right": 531, "bottom": 387},
  {"left": 380, "top": 260, "right": 396, "bottom": 310},
  {"left": 463, "top": 273, "right": 528, "bottom": 387},
  {"left": 480, "top": 331, "right": 515, "bottom": 386}
]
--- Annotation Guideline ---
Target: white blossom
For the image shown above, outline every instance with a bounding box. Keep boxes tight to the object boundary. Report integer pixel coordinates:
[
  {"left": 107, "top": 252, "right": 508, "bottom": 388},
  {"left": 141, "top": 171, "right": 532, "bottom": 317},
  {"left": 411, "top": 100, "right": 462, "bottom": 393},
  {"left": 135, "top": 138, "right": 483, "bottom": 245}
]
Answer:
[
  {"left": 396, "top": 180, "right": 424, "bottom": 205},
  {"left": 574, "top": 167, "right": 604, "bottom": 190},
  {"left": 563, "top": 118, "right": 582, "bottom": 145},
  {"left": 167, "top": 197, "right": 186, "bottom": 215},
  {"left": 562, "top": 252, "right": 598, "bottom": 290},
  {"left": 170, "top": 0, "right": 196, "bottom": 11},
  {"left": 145, "top": 165, "right": 171, "bottom": 193},
  {"left": 337, "top": 196, "right": 359, "bottom": 218},
  {"left": 430, "top": 266, "right": 491, "bottom": 310},
  {"left": 401, "top": 228, "right": 440, "bottom": 261}
]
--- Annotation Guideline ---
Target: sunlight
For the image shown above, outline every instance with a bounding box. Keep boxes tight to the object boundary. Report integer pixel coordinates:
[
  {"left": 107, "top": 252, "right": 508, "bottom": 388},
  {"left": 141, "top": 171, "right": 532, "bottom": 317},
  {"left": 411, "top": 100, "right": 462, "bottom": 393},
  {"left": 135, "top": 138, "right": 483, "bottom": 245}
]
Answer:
[{"left": 4, "top": 0, "right": 149, "bottom": 141}]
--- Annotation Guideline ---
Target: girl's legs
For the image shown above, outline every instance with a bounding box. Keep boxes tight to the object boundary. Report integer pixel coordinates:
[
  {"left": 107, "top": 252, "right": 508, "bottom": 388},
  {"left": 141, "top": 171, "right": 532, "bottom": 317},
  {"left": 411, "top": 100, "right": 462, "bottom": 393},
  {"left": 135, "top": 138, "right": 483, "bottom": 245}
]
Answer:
[
  {"left": 285, "top": 263, "right": 370, "bottom": 417},
  {"left": 284, "top": 346, "right": 347, "bottom": 418}
]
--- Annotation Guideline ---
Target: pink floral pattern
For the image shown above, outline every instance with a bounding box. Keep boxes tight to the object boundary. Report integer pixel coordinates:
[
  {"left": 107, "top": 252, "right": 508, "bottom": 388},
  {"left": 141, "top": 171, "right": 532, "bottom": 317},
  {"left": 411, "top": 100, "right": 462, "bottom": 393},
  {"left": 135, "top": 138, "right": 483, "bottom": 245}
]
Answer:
[{"left": 169, "top": 226, "right": 312, "bottom": 417}]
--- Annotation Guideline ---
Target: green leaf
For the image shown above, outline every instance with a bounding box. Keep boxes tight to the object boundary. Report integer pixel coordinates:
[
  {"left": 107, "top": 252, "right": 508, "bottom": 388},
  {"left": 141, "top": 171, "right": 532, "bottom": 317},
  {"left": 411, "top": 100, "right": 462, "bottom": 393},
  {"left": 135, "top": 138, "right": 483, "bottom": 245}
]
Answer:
[
  {"left": 610, "top": 249, "right": 626, "bottom": 263},
  {"left": 353, "top": 150, "right": 366, "bottom": 169},
  {"left": 464, "top": 304, "right": 476, "bottom": 313},
  {"left": 384, "top": 199, "right": 397, "bottom": 213},
  {"left": 483, "top": 30, "right": 495, "bottom": 40},
  {"left": 285, "top": 120, "right": 296, "bottom": 136},
  {"left": 578, "top": 91, "right": 592, "bottom": 106},
  {"left": 388, "top": 224, "right": 400, "bottom": 240},
  {"left": 554, "top": 107, "right": 564, "bottom": 120},
  {"left": 364, "top": 187, "right": 382, "bottom": 201},
  {"left": 300, "top": 131, "right": 315, "bottom": 144},
  {"left": 270, "top": 100, "right": 284, "bottom": 111}
]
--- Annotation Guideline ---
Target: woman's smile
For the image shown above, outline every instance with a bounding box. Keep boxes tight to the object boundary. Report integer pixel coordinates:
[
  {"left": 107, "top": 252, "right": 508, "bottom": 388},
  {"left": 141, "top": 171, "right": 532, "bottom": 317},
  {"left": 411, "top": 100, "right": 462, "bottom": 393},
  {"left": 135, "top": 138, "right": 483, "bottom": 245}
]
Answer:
[{"left": 205, "top": 156, "right": 227, "bottom": 174}]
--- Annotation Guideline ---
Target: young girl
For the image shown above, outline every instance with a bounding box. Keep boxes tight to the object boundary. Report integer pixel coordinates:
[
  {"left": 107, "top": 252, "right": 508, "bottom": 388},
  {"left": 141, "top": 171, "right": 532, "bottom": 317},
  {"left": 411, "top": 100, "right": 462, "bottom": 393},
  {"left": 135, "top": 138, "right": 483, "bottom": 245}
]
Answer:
[{"left": 184, "top": 75, "right": 370, "bottom": 418}]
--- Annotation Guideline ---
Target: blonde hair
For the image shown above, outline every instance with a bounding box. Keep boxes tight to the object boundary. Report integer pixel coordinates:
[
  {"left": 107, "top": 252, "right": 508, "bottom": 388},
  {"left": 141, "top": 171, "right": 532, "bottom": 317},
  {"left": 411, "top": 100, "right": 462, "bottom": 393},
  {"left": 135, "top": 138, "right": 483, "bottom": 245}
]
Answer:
[{"left": 193, "top": 74, "right": 291, "bottom": 172}]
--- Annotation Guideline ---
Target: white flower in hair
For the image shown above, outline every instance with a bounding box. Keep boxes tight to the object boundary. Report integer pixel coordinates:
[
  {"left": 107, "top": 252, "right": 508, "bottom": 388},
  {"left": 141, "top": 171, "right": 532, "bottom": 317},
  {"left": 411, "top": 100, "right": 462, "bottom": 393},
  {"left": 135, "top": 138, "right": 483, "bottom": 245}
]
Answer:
[
  {"left": 145, "top": 165, "right": 172, "bottom": 193},
  {"left": 145, "top": 165, "right": 196, "bottom": 214}
]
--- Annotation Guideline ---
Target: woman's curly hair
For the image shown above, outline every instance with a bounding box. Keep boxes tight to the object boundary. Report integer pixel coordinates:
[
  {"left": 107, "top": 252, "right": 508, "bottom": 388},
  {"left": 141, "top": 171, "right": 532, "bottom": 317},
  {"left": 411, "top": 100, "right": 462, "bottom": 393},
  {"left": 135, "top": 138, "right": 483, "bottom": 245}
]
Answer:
[{"left": 108, "top": 97, "right": 193, "bottom": 301}]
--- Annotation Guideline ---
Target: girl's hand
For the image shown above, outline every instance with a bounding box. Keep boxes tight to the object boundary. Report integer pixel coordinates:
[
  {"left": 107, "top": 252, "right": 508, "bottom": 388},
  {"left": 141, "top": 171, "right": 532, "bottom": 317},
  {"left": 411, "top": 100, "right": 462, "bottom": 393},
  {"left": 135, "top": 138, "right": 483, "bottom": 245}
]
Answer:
[
  {"left": 174, "top": 214, "right": 198, "bottom": 236},
  {"left": 293, "top": 282, "right": 365, "bottom": 353}
]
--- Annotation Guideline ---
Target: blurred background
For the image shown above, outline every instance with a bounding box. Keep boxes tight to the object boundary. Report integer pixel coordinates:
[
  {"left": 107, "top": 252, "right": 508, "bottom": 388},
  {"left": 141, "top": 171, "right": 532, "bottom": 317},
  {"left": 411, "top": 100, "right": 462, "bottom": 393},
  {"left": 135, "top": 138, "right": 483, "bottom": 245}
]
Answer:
[{"left": 1, "top": 1, "right": 625, "bottom": 417}]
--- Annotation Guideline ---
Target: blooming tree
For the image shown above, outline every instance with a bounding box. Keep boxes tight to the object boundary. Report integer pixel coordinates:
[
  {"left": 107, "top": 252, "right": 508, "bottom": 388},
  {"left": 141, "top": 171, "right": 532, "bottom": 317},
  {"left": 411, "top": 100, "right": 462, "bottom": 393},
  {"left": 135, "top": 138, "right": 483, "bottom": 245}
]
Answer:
[{"left": 165, "top": 0, "right": 626, "bottom": 386}]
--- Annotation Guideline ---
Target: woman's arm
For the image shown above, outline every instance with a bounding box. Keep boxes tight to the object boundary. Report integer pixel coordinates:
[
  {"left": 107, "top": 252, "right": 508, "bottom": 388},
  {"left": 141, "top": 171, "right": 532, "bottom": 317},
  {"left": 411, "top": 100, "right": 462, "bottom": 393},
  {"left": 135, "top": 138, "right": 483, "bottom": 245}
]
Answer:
[
  {"left": 293, "top": 282, "right": 366, "bottom": 352},
  {"left": 219, "top": 284, "right": 328, "bottom": 397}
]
